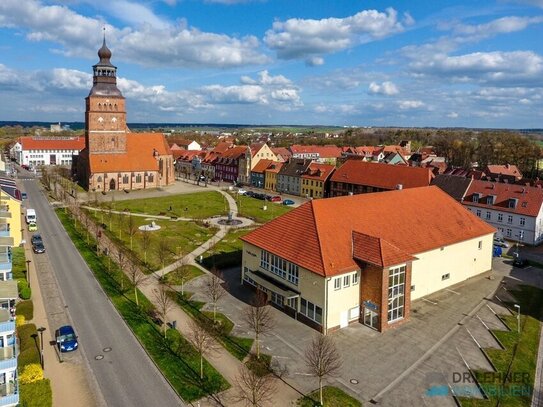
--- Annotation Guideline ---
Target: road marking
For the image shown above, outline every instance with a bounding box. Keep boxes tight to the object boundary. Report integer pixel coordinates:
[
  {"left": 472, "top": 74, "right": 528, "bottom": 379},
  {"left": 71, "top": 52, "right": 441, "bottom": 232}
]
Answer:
[
  {"left": 422, "top": 298, "right": 438, "bottom": 305},
  {"left": 446, "top": 288, "right": 460, "bottom": 295}
]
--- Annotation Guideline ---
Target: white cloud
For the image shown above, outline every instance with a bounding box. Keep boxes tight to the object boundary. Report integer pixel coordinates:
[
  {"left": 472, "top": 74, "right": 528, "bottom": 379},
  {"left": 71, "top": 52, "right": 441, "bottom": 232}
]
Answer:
[
  {"left": 368, "top": 81, "right": 399, "bottom": 95},
  {"left": 398, "top": 100, "right": 424, "bottom": 109},
  {"left": 306, "top": 56, "right": 324, "bottom": 66},
  {"left": 0, "top": 0, "right": 269, "bottom": 68},
  {"left": 264, "top": 7, "right": 409, "bottom": 61},
  {"left": 448, "top": 16, "right": 543, "bottom": 38},
  {"left": 447, "top": 112, "right": 459, "bottom": 118}
]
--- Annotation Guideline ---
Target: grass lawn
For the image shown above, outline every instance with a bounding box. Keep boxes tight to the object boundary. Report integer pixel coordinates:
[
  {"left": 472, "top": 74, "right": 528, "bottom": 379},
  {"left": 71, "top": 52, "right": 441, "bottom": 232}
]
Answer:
[
  {"left": 459, "top": 284, "right": 543, "bottom": 407},
  {"left": 230, "top": 193, "right": 293, "bottom": 223},
  {"left": 169, "top": 291, "right": 254, "bottom": 361},
  {"left": 297, "top": 386, "right": 362, "bottom": 407},
  {"left": 99, "top": 191, "right": 227, "bottom": 219},
  {"left": 202, "top": 228, "right": 255, "bottom": 269},
  {"left": 57, "top": 209, "right": 229, "bottom": 402},
  {"left": 20, "top": 379, "right": 53, "bottom": 407},
  {"left": 165, "top": 265, "right": 204, "bottom": 285},
  {"left": 87, "top": 209, "right": 217, "bottom": 272}
]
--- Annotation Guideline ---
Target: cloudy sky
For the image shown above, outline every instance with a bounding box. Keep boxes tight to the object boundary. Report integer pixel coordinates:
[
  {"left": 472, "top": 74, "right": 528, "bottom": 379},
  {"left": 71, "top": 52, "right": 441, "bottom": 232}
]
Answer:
[{"left": 0, "top": 0, "right": 542, "bottom": 128}]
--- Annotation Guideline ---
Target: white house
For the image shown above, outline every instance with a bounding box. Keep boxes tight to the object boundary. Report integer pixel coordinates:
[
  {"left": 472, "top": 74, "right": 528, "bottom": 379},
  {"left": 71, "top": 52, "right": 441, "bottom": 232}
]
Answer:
[{"left": 12, "top": 136, "right": 85, "bottom": 167}]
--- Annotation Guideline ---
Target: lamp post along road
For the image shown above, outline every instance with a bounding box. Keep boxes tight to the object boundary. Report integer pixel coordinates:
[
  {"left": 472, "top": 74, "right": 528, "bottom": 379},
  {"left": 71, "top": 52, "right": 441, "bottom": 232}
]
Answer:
[
  {"left": 514, "top": 304, "right": 521, "bottom": 334},
  {"left": 37, "top": 327, "right": 46, "bottom": 369},
  {"left": 25, "top": 260, "right": 31, "bottom": 288}
]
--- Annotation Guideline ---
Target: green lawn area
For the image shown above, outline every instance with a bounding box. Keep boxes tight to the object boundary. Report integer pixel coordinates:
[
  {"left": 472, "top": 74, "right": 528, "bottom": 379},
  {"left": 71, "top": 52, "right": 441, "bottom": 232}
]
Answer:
[
  {"left": 459, "top": 285, "right": 543, "bottom": 407},
  {"left": 169, "top": 291, "right": 254, "bottom": 361},
  {"left": 57, "top": 209, "right": 229, "bottom": 402},
  {"left": 202, "top": 228, "right": 255, "bottom": 269},
  {"left": 87, "top": 209, "right": 217, "bottom": 272},
  {"left": 165, "top": 265, "right": 204, "bottom": 285},
  {"left": 20, "top": 379, "right": 53, "bottom": 407},
  {"left": 297, "top": 386, "right": 362, "bottom": 407},
  {"left": 230, "top": 193, "right": 293, "bottom": 223},
  {"left": 100, "top": 191, "right": 228, "bottom": 219}
]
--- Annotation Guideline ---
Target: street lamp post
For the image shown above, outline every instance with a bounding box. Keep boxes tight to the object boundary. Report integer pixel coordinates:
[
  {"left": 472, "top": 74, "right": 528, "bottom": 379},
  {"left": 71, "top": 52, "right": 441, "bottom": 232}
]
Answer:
[
  {"left": 25, "top": 260, "right": 31, "bottom": 288},
  {"left": 37, "top": 327, "right": 46, "bottom": 369},
  {"left": 514, "top": 304, "right": 521, "bottom": 334}
]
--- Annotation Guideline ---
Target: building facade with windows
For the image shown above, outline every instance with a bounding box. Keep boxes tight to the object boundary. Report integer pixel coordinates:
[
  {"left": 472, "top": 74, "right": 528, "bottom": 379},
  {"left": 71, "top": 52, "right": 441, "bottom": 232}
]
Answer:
[
  {"left": 463, "top": 180, "right": 543, "bottom": 245},
  {"left": 276, "top": 158, "right": 312, "bottom": 196},
  {"left": 11, "top": 137, "right": 85, "bottom": 168},
  {"left": 241, "top": 186, "right": 494, "bottom": 333}
]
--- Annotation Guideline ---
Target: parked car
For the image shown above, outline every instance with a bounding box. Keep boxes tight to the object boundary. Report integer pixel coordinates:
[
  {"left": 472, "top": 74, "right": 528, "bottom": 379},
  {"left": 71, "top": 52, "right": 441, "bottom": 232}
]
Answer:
[
  {"left": 253, "top": 193, "right": 266, "bottom": 200},
  {"left": 270, "top": 196, "right": 282, "bottom": 202},
  {"left": 264, "top": 195, "right": 273, "bottom": 201},
  {"left": 55, "top": 325, "right": 78, "bottom": 353},
  {"left": 21, "top": 192, "right": 28, "bottom": 200},
  {"left": 31, "top": 234, "right": 42, "bottom": 245},
  {"left": 512, "top": 253, "right": 528, "bottom": 268},
  {"left": 493, "top": 239, "right": 509, "bottom": 248},
  {"left": 245, "top": 191, "right": 255, "bottom": 197},
  {"left": 237, "top": 188, "right": 247, "bottom": 195},
  {"left": 283, "top": 199, "right": 295, "bottom": 205},
  {"left": 28, "top": 222, "right": 38, "bottom": 232},
  {"left": 32, "top": 241, "right": 45, "bottom": 254}
]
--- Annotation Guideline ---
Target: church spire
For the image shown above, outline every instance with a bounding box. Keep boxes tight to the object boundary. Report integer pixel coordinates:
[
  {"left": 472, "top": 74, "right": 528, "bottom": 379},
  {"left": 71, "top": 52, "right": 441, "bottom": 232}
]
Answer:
[{"left": 88, "top": 31, "right": 122, "bottom": 97}]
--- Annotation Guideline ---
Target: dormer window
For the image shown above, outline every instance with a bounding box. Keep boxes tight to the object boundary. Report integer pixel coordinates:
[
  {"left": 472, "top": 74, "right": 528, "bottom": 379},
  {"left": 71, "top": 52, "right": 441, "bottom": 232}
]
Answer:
[
  {"left": 487, "top": 195, "right": 496, "bottom": 205},
  {"left": 508, "top": 198, "right": 518, "bottom": 209},
  {"left": 472, "top": 193, "right": 481, "bottom": 203}
]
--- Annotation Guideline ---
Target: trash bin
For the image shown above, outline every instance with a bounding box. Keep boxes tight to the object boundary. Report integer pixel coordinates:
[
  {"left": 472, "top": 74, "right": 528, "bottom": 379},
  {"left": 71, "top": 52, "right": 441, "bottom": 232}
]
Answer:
[{"left": 172, "top": 320, "right": 177, "bottom": 329}]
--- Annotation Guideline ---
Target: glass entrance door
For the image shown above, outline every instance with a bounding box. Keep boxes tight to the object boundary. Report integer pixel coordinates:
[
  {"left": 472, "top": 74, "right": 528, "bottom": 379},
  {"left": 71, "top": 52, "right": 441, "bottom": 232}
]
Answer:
[{"left": 363, "top": 307, "right": 379, "bottom": 330}]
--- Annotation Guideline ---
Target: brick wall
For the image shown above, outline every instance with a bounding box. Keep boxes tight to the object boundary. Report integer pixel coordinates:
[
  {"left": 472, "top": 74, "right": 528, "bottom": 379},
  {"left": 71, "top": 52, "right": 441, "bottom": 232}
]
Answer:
[{"left": 85, "top": 95, "right": 127, "bottom": 154}]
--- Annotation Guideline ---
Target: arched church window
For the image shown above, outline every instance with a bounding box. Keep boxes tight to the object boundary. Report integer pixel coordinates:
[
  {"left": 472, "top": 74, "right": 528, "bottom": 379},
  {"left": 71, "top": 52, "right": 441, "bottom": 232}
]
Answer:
[
  {"left": 123, "top": 175, "right": 129, "bottom": 183},
  {"left": 97, "top": 176, "right": 102, "bottom": 182}
]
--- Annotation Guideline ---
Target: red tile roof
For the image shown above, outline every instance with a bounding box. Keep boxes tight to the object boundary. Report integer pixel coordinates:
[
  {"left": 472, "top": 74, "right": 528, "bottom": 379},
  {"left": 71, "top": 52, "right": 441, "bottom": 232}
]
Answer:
[
  {"left": 89, "top": 133, "right": 170, "bottom": 173},
  {"left": 251, "top": 159, "right": 274, "bottom": 174},
  {"left": 290, "top": 144, "right": 342, "bottom": 158},
  {"left": 485, "top": 164, "right": 522, "bottom": 179},
  {"left": 331, "top": 160, "right": 434, "bottom": 190},
  {"left": 20, "top": 136, "right": 85, "bottom": 151},
  {"left": 464, "top": 179, "right": 543, "bottom": 217},
  {"left": 221, "top": 145, "right": 247, "bottom": 159},
  {"left": 271, "top": 147, "right": 291, "bottom": 160},
  {"left": 250, "top": 143, "right": 265, "bottom": 157},
  {"left": 213, "top": 141, "right": 234, "bottom": 153},
  {"left": 264, "top": 162, "right": 284, "bottom": 174},
  {"left": 242, "top": 186, "right": 494, "bottom": 276},
  {"left": 301, "top": 163, "right": 336, "bottom": 181},
  {"left": 352, "top": 232, "right": 416, "bottom": 268}
]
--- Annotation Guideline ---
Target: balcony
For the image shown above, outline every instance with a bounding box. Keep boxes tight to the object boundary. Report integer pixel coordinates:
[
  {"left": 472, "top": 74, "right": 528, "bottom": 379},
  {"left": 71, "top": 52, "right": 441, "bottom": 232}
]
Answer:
[
  {"left": 0, "top": 212, "right": 10, "bottom": 220},
  {"left": 0, "top": 321, "right": 14, "bottom": 335},
  {"left": 0, "top": 252, "right": 10, "bottom": 272},
  {"left": 0, "top": 347, "right": 16, "bottom": 371},
  {"left": 0, "top": 382, "right": 18, "bottom": 407}
]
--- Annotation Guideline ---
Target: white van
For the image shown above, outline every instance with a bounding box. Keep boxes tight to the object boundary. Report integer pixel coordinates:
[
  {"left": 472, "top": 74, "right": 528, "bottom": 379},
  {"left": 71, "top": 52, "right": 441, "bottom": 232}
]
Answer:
[{"left": 25, "top": 209, "right": 36, "bottom": 224}]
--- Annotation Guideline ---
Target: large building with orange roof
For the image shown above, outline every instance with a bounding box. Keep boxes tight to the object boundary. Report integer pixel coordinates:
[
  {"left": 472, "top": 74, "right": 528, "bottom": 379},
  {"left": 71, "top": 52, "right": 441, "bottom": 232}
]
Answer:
[
  {"left": 11, "top": 136, "right": 85, "bottom": 167},
  {"left": 76, "top": 39, "right": 174, "bottom": 191},
  {"left": 241, "top": 186, "right": 494, "bottom": 333}
]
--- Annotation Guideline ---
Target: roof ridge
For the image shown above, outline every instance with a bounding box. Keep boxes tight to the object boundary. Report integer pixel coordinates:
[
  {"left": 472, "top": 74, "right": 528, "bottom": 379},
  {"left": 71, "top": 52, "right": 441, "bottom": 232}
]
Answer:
[{"left": 310, "top": 200, "right": 329, "bottom": 276}]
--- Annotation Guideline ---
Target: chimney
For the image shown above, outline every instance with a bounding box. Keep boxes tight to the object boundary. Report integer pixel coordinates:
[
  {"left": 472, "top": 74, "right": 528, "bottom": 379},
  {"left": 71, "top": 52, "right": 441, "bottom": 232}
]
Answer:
[
  {"left": 396, "top": 184, "right": 403, "bottom": 190},
  {"left": 348, "top": 192, "right": 353, "bottom": 196}
]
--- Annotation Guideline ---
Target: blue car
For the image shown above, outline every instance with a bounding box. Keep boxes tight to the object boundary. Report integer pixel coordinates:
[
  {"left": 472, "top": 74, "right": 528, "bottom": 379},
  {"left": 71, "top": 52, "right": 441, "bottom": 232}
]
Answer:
[
  {"left": 283, "top": 199, "right": 295, "bottom": 205},
  {"left": 55, "top": 325, "right": 78, "bottom": 352}
]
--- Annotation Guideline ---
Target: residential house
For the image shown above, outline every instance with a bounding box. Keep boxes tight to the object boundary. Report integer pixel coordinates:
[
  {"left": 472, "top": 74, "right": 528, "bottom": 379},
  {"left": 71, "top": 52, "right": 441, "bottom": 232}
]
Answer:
[
  {"left": 175, "top": 139, "right": 201, "bottom": 151},
  {"left": 463, "top": 180, "right": 543, "bottom": 245},
  {"left": 300, "top": 163, "right": 336, "bottom": 199},
  {"left": 214, "top": 146, "right": 247, "bottom": 183},
  {"left": 174, "top": 150, "right": 204, "bottom": 180},
  {"left": 329, "top": 161, "right": 434, "bottom": 197},
  {"left": 11, "top": 137, "right": 85, "bottom": 167},
  {"left": 264, "top": 162, "right": 284, "bottom": 191},
  {"left": 241, "top": 186, "right": 494, "bottom": 333},
  {"left": 484, "top": 164, "right": 523, "bottom": 183},
  {"left": 250, "top": 159, "right": 274, "bottom": 189},
  {"left": 238, "top": 143, "right": 278, "bottom": 184},
  {"left": 0, "top": 179, "right": 22, "bottom": 247},
  {"left": 276, "top": 159, "right": 312, "bottom": 196},
  {"left": 271, "top": 147, "right": 291, "bottom": 162},
  {"left": 0, "top": 285, "right": 18, "bottom": 406},
  {"left": 431, "top": 174, "right": 473, "bottom": 202},
  {"left": 289, "top": 145, "right": 342, "bottom": 164}
]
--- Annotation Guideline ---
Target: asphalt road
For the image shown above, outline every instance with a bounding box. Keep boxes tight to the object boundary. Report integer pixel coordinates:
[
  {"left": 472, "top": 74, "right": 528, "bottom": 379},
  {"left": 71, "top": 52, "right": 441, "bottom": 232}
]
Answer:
[{"left": 22, "top": 177, "right": 183, "bottom": 407}]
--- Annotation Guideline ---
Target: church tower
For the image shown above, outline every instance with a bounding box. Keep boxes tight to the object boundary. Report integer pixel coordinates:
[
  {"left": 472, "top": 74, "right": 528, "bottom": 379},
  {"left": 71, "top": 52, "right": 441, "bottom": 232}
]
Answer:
[{"left": 85, "top": 36, "right": 127, "bottom": 154}]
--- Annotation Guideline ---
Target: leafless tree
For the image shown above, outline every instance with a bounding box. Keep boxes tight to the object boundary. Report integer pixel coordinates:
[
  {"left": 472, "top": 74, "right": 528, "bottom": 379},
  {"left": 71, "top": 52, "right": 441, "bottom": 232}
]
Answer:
[
  {"left": 304, "top": 334, "right": 342, "bottom": 406},
  {"left": 171, "top": 259, "right": 190, "bottom": 295},
  {"left": 104, "top": 203, "right": 114, "bottom": 231},
  {"left": 243, "top": 294, "right": 275, "bottom": 359},
  {"left": 140, "top": 230, "right": 152, "bottom": 264},
  {"left": 235, "top": 366, "right": 276, "bottom": 407},
  {"left": 126, "top": 214, "right": 138, "bottom": 250},
  {"left": 187, "top": 319, "right": 216, "bottom": 379},
  {"left": 153, "top": 286, "right": 175, "bottom": 338},
  {"left": 81, "top": 211, "right": 92, "bottom": 244},
  {"left": 116, "top": 248, "right": 128, "bottom": 291},
  {"left": 117, "top": 211, "right": 125, "bottom": 239},
  {"left": 204, "top": 271, "right": 227, "bottom": 323},
  {"left": 156, "top": 239, "right": 172, "bottom": 277},
  {"left": 127, "top": 261, "right": 149, "bottom": 306}
]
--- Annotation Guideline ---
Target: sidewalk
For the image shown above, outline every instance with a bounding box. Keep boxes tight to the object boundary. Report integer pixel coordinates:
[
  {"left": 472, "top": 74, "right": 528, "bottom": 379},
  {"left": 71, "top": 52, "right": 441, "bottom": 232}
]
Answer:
[
  {"left": 22, "top": 228, "right": 100, "bottom": 407},
  {"left": 533, "top": 322, "right": 543, "bottom": 407}
]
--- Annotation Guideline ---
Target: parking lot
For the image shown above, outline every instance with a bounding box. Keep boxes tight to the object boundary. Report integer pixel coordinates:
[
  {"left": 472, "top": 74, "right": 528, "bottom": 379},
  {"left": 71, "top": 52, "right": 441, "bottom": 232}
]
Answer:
[{"left": 184, "top": 257, "right": 542, "bottom": 406}]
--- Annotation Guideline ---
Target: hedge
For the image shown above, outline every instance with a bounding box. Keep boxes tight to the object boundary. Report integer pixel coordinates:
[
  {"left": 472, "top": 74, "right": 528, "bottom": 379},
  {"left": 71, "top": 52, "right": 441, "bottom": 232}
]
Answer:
[
  {"left": 16, "top": 300, "right": 34, "bottom": 320},
  {"left": 20, "top": 379, "right": 52, "bottom": 407},
  {"left": 17, "top": 324, "right": 41, "bottom": 369}
]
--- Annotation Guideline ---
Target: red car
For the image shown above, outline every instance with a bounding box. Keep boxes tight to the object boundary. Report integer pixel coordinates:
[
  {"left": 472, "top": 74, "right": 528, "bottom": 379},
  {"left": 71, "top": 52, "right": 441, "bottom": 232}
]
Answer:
[{"left": 270, "top": 196, "right": 282, "bottom": 202}]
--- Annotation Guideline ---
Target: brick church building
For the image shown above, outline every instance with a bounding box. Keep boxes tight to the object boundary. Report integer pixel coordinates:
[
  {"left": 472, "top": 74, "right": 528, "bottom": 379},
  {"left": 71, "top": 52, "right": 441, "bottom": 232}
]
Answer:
[{"left": 77, "top": 38, "right": 174, "bottom": 191}]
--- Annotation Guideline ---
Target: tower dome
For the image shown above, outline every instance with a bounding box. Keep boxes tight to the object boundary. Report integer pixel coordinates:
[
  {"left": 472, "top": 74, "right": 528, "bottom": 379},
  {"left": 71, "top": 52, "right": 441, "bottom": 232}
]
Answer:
[{"left": 98, "top": 38, "right": 112, "bottom": 62}]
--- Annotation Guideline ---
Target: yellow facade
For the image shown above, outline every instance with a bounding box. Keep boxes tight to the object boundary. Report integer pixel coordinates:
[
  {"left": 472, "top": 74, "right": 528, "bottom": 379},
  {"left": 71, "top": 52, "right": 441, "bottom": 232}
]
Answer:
[
  {"left": 300, "top": 178, "right": 325, "bottom": 198},
  {"left": 251, "top": 144, "right": 278, "bottom": 169},
  {"left": 264, "top": 170, "right": 278, "bottom": 191},
  {"left": 0, "top": 191, "right": 22, "bottom": 247}
]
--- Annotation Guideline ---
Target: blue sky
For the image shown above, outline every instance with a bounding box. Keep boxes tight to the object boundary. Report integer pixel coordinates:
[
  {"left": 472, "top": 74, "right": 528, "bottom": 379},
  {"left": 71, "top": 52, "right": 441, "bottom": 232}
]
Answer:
[{"left": 0, "top": 0, "right": 542, "bottom": 128}]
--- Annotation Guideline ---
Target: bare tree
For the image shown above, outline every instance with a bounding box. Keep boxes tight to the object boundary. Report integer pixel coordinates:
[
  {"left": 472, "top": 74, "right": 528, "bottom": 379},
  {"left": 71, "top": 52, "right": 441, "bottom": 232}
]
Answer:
[
  {"left": 82, "top": 211, "right": 92, "bottom": 244},
  {"left": 304, "top": 334, "right": 342, "bottom": 406},
  {"left": 235, "top": 366, "right": 276, "bottom": 407},
  {"left": 187, "top": 319, "right": 216, "bottom": 379},
  {"left": 117, "top": 211, "right": 125, "bottom": 239},
  {"left": 204, "top": 271, "right": 227, "bottom": 323},
  {"left": 156, "top": 239, "right": 172, "bottom": 277},
  {"left": 243, "top": 294, "right": 275, "bottom": 359},
  {"left": 104, "top": 203, "right": 114, "bottom": 230},
  {"left": 171, "top": 259, "right": 190, "bottom": 295},
  {"left": 126, "top": 214, "right": 138, "bottom": 250},
  {"left": 127, "top": 261, "right": 149, "bottom": 306},
  {"left": 140, "top": 230, "right": 152, "bottom": 264},
  {"left": 116, "top": 248, "right": 128, "bottom": 291},
  {"left": 153, "top": 286, "right": 174, "bottom": 338}
]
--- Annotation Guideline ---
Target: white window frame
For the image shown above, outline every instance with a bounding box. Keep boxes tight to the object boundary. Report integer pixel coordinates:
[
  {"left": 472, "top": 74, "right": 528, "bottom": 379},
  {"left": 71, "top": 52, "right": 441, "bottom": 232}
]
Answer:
[
  {"left": 352, "top": 272, "right": 359, "bottom": 285},
  {"left": 334, "top": 278, "right": 341, "bottom": 290},
  {"left": 343, "top": 275, "right": 350, "bottom": 287}
]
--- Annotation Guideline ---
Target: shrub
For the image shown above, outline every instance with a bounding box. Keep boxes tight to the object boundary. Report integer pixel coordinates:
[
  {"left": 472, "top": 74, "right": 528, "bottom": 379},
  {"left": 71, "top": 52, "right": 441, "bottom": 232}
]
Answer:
[
  {"left": 20, "top": 379, "right": 52, "bottom": 407},
  {"left": 17, "top": 324, "right": 38, "bottom": 352},
  {"left": 18, "top": 347, "right": 41, "bottom": 369},
  {"left": 17, "top": 279, "right": 28, "bottom": 292},
  {"left": 16, "top": 315, "right": 26, "bottom": 327},
  {"left": 19, "top": 364, "right": 43, "bottom": 384},
  {"left": 16, "top": 300, "right": 34, "bottom": 320},
  {"left": 19, "top": 286, "right": 32, "bottom": 300}
]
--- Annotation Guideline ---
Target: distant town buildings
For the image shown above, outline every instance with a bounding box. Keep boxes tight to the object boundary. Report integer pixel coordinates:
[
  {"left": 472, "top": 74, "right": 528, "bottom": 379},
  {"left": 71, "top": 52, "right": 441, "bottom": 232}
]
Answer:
[
  {"left": 10, "top": 136, "right": 85, "bottom": 167},
  {"left": 76, "top": 38, "right": 174, "bottom": 191}
]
